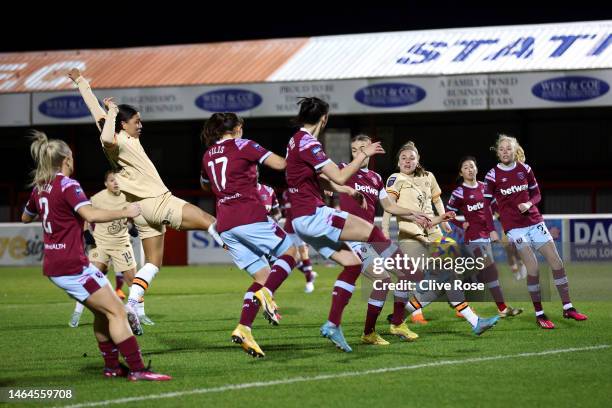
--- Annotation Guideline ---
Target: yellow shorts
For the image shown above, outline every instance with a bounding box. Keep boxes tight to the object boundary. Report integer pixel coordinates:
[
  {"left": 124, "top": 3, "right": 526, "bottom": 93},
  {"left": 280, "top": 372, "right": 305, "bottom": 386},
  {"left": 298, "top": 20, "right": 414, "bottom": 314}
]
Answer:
[
  {"left": 131, "top": 192, "right": 187, "bottom": 239},
  {"left": 398, "top": 223, "right": 442, "bottom": 243},
  {"left": 399, "top": 240, "right": 429, "bottom": 259},
  {"left": 89, "top": 244, "right": 136, "bottom": 272}
]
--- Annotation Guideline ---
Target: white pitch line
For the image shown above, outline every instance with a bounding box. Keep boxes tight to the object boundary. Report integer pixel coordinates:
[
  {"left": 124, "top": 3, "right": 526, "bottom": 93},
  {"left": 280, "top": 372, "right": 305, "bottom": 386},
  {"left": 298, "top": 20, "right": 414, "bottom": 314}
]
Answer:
[{"left": 57, "top": 344, "right": 610, "bottom": 408}]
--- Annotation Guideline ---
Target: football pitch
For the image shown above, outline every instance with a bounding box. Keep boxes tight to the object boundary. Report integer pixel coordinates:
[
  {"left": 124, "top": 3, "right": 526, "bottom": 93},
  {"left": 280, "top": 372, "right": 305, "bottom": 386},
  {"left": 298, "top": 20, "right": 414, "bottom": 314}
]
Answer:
[{"left": 1, "top": 264, "right": 611, "bottom": 407}]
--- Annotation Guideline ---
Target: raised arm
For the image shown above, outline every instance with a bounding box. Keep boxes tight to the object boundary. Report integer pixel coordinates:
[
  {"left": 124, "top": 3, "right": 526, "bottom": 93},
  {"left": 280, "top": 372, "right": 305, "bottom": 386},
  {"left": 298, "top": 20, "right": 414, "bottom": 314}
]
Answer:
[
  {"left": 100, "top": 99, "right": 118, "bottom": 147},
  {"left": 68, "top": 68, "right": 107, "bottom": 129},
  {"left": 320, "top": 142, "right": 385, "bottom": 185}
]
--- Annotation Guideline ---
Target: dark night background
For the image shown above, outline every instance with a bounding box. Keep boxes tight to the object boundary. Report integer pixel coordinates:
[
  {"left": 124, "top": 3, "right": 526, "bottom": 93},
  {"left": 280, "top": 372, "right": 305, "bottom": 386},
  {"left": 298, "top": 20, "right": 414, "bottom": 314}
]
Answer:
[
  {"left": 2, "top": 5, "right": 612, "bottom": 220},
  {"left": 3, "top": 5, "right": 612, "bottom": 52}
]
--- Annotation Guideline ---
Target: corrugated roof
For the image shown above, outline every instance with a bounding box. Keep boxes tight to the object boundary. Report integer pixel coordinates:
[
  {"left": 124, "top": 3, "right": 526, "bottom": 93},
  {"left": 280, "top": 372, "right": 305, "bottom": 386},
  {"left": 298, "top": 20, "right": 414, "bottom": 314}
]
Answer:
[
  {"left": 1, "top": 21, "right": 611, "bottom": 95},
  {"left": 0, "top": 38, "right": 308, "bottom": 93},
  {"left": 269, "top": 20, "right": 612, "bottom": 81}
]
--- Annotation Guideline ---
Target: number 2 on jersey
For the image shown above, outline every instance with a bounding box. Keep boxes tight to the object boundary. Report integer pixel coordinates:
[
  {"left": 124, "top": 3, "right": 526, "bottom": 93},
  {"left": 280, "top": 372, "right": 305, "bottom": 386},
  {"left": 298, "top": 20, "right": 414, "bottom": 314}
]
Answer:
[
  {"left": 39, "top": 197, "right": 52, "bottom": 233},
  {"left": 207, "top": 157, "right": 228, "bottom": 191}
]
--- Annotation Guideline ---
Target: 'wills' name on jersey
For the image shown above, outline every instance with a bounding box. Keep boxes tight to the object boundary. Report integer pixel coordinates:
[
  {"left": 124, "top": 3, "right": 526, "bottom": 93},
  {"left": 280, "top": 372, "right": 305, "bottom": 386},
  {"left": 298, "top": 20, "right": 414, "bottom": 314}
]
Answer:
[{"left": 500, "top": 184, "right": 528, "bottom": 195}]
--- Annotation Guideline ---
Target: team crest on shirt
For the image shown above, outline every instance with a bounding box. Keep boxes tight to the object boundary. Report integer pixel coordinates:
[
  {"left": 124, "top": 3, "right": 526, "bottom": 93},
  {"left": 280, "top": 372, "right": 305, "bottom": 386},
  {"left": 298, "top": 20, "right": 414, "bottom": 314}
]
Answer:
[
  {"left": 517, "top": 172, "right": 525, "bottom": 180},
  {"left": 469, "top": 195, "right": 475, "bottom": 199},
  {"left": 311, "top": 146, "right": 326, "bottom": 161},
  {"left": 387, "top": 176, "right": 396, "bottom": 187},
  {"left": 502, "top": 177, "right": 508, "bottom": 182}
]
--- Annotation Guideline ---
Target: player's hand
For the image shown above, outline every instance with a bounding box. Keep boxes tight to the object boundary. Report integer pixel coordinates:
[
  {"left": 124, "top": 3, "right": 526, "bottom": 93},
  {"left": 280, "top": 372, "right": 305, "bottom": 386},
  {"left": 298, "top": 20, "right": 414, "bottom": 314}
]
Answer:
[
  {"left": 413, "top": 215, "right": 431, "bottom": 229},
  {"left": 490, "top": 230, "right": 500, "bottom": 243},
  {"left": 462, "top": 221, "right": 470, "bottom": 229},
  {"left": 518, "top": 202, "right": 532, "bottom": 213},
  {"left": 67, "top": 68, "right": 81, "bottom": 82},
  {"left": 413, "top": 212, "right": 432, "bottom": 229},
  {"left": 442, "top": 211, "right": 456, "bottom": 220},
  {"left": 441, "top": 221, "right": 452, "bottom": 233},
  {"left": 361, "top": 142, "right": 385, "bottom": 157},
  {"left": 349, "top": 189, "right": 367, "bottom": 210},
  {"left": 103, "top": 97, "right": 118, "bottom": 113},
  {"left": 125, "top": 203, "right": 141, "bottom": 219}
]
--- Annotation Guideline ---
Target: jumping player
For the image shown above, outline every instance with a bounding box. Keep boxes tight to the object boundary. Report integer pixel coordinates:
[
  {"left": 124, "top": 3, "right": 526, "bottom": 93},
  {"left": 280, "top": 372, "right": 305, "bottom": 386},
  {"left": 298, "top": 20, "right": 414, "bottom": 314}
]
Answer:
[{"left": 69, "top": 68, "right": 217, "bottom": 335}]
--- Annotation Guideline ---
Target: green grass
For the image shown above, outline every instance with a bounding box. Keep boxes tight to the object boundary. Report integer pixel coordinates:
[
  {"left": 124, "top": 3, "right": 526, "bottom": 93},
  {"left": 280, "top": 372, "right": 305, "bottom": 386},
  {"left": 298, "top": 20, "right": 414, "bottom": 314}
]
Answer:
[{"left": 1, "top": 264, "right": 611, "bottom": 407}]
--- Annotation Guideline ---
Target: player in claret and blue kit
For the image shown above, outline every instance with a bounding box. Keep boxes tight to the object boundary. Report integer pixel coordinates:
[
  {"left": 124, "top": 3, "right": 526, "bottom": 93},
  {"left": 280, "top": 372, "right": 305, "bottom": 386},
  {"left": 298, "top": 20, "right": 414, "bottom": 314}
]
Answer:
[
  {"left": 484, "top": 135, "right": 587, "bottom": 329},
  {"left": 22, "top": 131, "right": 170, "bottom": 381},
  {"left": 446, "top": 156, "right": 523, "bottom": 318},
  {"left": 201, "top": 113, "right": 298, "bottom": 358}
]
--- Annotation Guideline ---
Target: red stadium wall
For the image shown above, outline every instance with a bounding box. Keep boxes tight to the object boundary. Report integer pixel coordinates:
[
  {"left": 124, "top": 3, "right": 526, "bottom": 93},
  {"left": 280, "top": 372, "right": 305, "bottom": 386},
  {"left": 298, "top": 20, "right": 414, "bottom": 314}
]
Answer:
[{"left": 163, "top": 229, "right": 187, "bottom": 266}]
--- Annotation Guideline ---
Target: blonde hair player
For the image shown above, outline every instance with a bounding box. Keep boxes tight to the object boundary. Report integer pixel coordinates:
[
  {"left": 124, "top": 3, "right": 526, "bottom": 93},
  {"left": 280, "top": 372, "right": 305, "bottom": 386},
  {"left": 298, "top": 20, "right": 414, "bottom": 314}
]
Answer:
[
  {"left": 22, "top": 131, "right": 170, "bottom": 381},
  {"left": 381, "top": 141, "right": 451, "bottom": 325},
  {"left": 500, "top": 146, "right": 528, "bottom": 281},
  {"left": 484, "top": 134, "right": 587, "bottom": 329},
  {"left": 69, "top": 69, "right": 219, "bottom": 335}
]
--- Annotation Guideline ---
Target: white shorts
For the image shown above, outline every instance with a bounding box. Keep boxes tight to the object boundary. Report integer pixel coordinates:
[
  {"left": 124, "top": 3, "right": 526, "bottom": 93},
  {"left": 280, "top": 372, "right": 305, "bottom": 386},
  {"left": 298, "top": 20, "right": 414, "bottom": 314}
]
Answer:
[
  {"left": 292, "top": 206, "right": 349, "bottom": 259},
  {"left": 220, "top": 219, "right": 294, "bottom": 275},
  {"left": 348, "top": 241, "right": 377, "bottom": 272},
  {"left": 288, "top": 233, "right": 305, "bottom": 247},
  {"left": 506, "top": 222, "right": 553, "bottom": 251},
  {"left": 49, "top": 264, "right": 110, "bottom": 302},
  {"left": 465, "top": 238, "right": 495, "bottom": 262}
]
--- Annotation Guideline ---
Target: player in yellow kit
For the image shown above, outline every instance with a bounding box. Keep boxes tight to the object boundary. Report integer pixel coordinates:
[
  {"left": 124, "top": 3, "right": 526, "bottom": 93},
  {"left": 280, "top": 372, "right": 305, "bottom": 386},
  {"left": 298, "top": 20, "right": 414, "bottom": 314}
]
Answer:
[
  {"left": 382, "top": 141, "right": 452, "bottom": 324},
  {"left": 69, "top": 69, "right": 219, "bottom": 335}
]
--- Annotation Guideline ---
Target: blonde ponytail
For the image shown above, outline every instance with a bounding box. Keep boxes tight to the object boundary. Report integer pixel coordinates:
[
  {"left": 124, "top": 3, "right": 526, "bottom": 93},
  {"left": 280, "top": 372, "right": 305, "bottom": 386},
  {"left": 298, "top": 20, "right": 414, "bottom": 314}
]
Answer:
[
  {"left": 28, "top": 131, "right": 72, "bottom": 190},
  {"left": 516, "top": 145, "right": 526, "bottom": 163}
]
